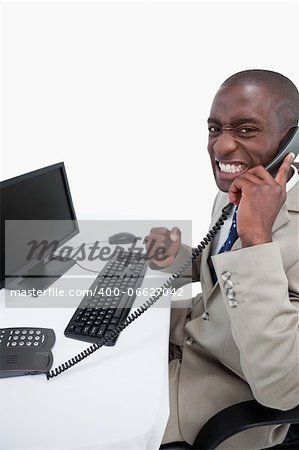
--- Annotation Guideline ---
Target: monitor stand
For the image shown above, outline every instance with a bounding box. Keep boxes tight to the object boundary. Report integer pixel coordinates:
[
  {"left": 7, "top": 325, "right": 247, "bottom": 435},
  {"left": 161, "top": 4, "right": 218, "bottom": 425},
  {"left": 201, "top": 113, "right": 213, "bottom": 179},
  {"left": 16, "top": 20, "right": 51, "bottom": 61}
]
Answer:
[{"left": 5, "top": 256, "right": 76, "bottom": 295}]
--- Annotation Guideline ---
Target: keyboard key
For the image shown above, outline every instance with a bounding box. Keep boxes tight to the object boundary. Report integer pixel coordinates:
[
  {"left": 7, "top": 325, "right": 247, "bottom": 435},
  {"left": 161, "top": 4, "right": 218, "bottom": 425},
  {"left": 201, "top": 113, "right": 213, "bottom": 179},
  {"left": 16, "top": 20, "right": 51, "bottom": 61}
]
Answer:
[
  {"left": 97, "top": 325, "right": 107, "bottom": 338},
  {"left": 110, "top": 318, "right": 119, "bottom": 325},
  {"left": 104, "top": 314, "right": 113, "bottom": 320},
  {"left": 90, "top": 326, "right": 98, "bottom": 337},
  {"left": 111, "top": 301, "right": 119, "bottom": 308},
  {"left": 82, "top": 326, "right": 90, "bottom": 335}
]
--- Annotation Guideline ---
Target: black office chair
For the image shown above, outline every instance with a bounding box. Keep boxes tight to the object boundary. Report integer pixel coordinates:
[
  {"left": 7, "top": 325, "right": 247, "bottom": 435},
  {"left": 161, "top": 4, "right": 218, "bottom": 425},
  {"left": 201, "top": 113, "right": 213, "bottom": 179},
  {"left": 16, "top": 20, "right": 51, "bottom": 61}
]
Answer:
[{"left": 160, "top": 400, "right": 299, "bottom": 450}]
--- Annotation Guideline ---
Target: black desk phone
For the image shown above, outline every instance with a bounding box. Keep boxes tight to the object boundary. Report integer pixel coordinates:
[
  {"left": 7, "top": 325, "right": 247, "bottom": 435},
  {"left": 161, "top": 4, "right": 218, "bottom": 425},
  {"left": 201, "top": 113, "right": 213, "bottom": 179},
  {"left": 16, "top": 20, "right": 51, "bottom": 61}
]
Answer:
[
  {"left": 0, "top": 328, "right": 55, "bottom": 378},
  {"left": 1, "top": 127, "right": 298, "bottom": 380}
]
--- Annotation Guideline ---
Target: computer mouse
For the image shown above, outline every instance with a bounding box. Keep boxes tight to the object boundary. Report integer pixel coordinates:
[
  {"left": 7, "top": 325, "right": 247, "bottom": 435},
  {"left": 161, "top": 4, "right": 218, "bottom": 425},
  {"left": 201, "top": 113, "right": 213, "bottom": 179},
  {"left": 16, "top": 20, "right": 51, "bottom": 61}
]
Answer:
[{"left": 108, "top": 232, "right": 137, "bottom": 245}]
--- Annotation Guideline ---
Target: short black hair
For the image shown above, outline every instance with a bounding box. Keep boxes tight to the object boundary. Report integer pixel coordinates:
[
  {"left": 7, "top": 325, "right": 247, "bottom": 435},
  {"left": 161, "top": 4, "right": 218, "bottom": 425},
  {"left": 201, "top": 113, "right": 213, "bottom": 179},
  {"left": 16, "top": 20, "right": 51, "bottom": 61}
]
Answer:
[{"left": 221, "top": 69, "right": 299, "bottom": 131}]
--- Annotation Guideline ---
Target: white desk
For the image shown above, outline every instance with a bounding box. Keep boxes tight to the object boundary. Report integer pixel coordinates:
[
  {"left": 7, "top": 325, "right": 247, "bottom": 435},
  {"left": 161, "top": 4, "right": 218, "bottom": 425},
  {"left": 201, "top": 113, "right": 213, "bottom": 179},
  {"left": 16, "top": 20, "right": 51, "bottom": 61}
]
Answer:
[{"left": 0, "top": 267, "right": 171, "bottom": 450}]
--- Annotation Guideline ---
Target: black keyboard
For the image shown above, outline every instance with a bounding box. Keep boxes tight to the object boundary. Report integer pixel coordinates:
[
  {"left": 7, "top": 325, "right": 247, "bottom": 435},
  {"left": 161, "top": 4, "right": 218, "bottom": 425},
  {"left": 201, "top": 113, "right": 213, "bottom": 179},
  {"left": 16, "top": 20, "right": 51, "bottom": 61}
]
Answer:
[{"left": 64, "top": 252, "right": 148, "bottom": 345}]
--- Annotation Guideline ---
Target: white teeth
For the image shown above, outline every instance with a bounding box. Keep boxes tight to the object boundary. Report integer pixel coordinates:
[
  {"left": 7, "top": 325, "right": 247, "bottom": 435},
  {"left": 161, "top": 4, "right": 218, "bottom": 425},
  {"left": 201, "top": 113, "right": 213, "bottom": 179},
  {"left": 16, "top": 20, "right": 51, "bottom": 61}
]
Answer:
[{"left": 219, "top": 163, "right": 247, "bottom": 173}]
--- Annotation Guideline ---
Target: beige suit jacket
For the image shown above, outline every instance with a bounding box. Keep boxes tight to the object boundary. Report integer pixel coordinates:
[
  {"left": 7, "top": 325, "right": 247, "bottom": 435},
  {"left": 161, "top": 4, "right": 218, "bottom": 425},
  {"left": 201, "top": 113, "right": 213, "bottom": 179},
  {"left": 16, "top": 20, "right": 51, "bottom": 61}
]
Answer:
[{"left": 163, "top": 164, "right": 299, "bottom": 449}]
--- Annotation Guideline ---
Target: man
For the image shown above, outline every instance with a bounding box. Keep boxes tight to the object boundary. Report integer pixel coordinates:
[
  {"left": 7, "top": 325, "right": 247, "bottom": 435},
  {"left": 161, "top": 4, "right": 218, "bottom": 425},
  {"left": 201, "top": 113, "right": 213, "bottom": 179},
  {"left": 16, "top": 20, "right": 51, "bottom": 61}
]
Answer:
[{"left": 145, "top": 70, "right": 299, "bottom": 449}]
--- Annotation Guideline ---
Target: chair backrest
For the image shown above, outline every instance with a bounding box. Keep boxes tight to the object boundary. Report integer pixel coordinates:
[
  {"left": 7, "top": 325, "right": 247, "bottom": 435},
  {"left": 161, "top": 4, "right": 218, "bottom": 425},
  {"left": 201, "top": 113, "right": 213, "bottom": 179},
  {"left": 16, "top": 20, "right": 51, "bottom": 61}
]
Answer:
[{"left": 281, "top": 424, "right": 299, "bottom": 447}]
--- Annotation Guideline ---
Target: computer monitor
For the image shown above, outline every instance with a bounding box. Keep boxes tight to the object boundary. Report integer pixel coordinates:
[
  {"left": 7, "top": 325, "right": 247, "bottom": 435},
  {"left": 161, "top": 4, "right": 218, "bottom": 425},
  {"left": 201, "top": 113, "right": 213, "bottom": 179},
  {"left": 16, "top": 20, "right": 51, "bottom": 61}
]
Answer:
[{"left": 0, "top": 162, "right": 79, "bottom": 293}]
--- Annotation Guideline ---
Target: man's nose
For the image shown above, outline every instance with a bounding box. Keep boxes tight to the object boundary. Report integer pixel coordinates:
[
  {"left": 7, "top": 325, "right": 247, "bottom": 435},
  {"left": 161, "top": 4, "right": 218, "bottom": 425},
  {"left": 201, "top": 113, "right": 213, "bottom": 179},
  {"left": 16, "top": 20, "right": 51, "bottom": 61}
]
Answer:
[{"left": 213, "top": 131, "right": 238, "bottom": 157}]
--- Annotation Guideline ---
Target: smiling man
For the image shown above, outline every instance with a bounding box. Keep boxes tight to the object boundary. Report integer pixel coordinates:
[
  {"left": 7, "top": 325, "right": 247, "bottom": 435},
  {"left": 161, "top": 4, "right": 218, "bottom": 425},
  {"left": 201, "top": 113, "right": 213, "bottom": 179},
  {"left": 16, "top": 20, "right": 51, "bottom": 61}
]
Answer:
[{"left": 146, "top": 70, "right": 299, "bottom": 449}]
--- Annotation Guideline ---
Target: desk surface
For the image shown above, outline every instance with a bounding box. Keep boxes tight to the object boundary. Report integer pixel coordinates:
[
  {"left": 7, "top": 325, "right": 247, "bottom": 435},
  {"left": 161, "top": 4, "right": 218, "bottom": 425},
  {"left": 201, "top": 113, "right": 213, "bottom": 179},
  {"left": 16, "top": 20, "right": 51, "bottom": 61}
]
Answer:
[{"left": 0, "top": 266, "right": 171, "bottom": 450}]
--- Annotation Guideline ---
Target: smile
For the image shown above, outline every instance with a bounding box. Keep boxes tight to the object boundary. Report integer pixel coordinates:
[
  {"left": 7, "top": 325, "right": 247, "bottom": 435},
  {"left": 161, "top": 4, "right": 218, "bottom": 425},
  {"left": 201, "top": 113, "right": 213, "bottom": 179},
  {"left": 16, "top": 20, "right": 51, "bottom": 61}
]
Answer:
[{"left": 218, "top": 162, "right": 248, "bottom": 174}]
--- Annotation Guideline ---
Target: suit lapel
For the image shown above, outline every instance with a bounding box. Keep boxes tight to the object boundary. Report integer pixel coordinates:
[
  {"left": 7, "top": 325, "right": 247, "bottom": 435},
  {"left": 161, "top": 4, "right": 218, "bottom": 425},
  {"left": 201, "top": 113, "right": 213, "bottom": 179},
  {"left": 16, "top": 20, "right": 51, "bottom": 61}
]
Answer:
[
  {"left": 201, "top": 192, "right": 230, "bottom": 302},
  {"left": 200, "top": 239, "right": 214, "bottom": 301}
]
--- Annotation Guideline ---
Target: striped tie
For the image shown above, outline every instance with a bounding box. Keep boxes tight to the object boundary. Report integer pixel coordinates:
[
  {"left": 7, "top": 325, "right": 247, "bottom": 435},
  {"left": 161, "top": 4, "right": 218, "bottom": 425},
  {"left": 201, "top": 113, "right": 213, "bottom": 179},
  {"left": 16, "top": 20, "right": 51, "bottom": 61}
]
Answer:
[
  {"left": 210, "top": 207, "right": 238, "bottom": 284},
  {"left": 218, "top": 207, "right": 238, "bottom": 254}
]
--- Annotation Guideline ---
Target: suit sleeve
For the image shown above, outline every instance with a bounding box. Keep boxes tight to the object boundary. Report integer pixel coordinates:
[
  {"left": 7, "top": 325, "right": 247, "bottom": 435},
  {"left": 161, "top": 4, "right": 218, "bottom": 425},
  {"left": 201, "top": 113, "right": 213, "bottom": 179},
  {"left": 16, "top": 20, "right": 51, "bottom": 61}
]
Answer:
[
  {"left": 211, "top": 242, "right": 299, "bottom": 410},
  {"left": 158, "top": 244, "right": 201, "bottom": 286}
]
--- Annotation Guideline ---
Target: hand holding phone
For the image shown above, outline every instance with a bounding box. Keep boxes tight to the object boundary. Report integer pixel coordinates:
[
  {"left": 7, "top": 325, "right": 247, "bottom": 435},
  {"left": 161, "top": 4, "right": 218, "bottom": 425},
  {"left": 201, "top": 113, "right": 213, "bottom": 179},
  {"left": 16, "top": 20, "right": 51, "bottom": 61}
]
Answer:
[{"left": 229, "top": 153, "right": 296, "bottom": 248}]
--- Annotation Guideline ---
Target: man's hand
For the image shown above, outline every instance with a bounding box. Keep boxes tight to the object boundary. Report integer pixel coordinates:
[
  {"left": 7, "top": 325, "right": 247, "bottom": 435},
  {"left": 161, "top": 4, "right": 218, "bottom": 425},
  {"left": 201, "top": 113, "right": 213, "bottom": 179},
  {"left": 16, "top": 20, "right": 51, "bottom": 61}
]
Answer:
[
  {"left": 229, "top": 153, "right": 295, "bottom": 248},
  {"left": 144, "top": 227, "right": 181, "bottom": 268}
]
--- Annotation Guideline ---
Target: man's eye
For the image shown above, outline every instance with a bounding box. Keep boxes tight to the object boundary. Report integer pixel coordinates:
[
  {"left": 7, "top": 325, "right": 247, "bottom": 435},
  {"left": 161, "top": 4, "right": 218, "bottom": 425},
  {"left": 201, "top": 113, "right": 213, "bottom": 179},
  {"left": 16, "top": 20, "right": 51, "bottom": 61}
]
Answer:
[
  {"left": 208, "top": 126, "right": 220, "bottom": 133},
  {"left": 238, "top": 127, "right": 256, "bottom": 133}
]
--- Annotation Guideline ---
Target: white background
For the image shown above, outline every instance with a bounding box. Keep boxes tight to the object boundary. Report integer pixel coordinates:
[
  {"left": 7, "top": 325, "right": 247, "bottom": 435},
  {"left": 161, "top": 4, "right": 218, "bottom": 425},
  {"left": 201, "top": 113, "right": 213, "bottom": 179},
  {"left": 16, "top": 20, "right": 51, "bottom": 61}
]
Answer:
[{"left": 1, "top": 0, "right": 298, "bottom": 243}]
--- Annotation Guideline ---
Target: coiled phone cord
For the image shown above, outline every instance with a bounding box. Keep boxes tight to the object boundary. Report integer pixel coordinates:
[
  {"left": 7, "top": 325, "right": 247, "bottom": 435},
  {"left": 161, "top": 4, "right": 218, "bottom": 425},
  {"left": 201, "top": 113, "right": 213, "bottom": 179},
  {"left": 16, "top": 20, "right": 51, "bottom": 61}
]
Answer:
[{"left": 46, "top": 202, "right": 234, "bottom": 380}]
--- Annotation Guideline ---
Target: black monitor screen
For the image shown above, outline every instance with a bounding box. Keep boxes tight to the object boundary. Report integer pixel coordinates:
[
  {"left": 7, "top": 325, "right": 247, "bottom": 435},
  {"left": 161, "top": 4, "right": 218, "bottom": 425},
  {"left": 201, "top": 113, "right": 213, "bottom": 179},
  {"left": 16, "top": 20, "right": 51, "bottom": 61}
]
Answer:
[{"left": 0, "top": 162, "right": 78, "bottom": 288}]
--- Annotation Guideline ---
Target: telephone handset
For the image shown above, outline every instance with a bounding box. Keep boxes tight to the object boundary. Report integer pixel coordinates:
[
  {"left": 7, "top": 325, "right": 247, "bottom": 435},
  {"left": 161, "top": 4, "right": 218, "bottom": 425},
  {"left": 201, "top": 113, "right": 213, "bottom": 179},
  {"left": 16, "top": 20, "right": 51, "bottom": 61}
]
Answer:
[
  {"left": 7, "top": 128, "right": 298, "bottom": 380},
  {"left": 266, "top": 126, "right": 299, "bottom": 176}
]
